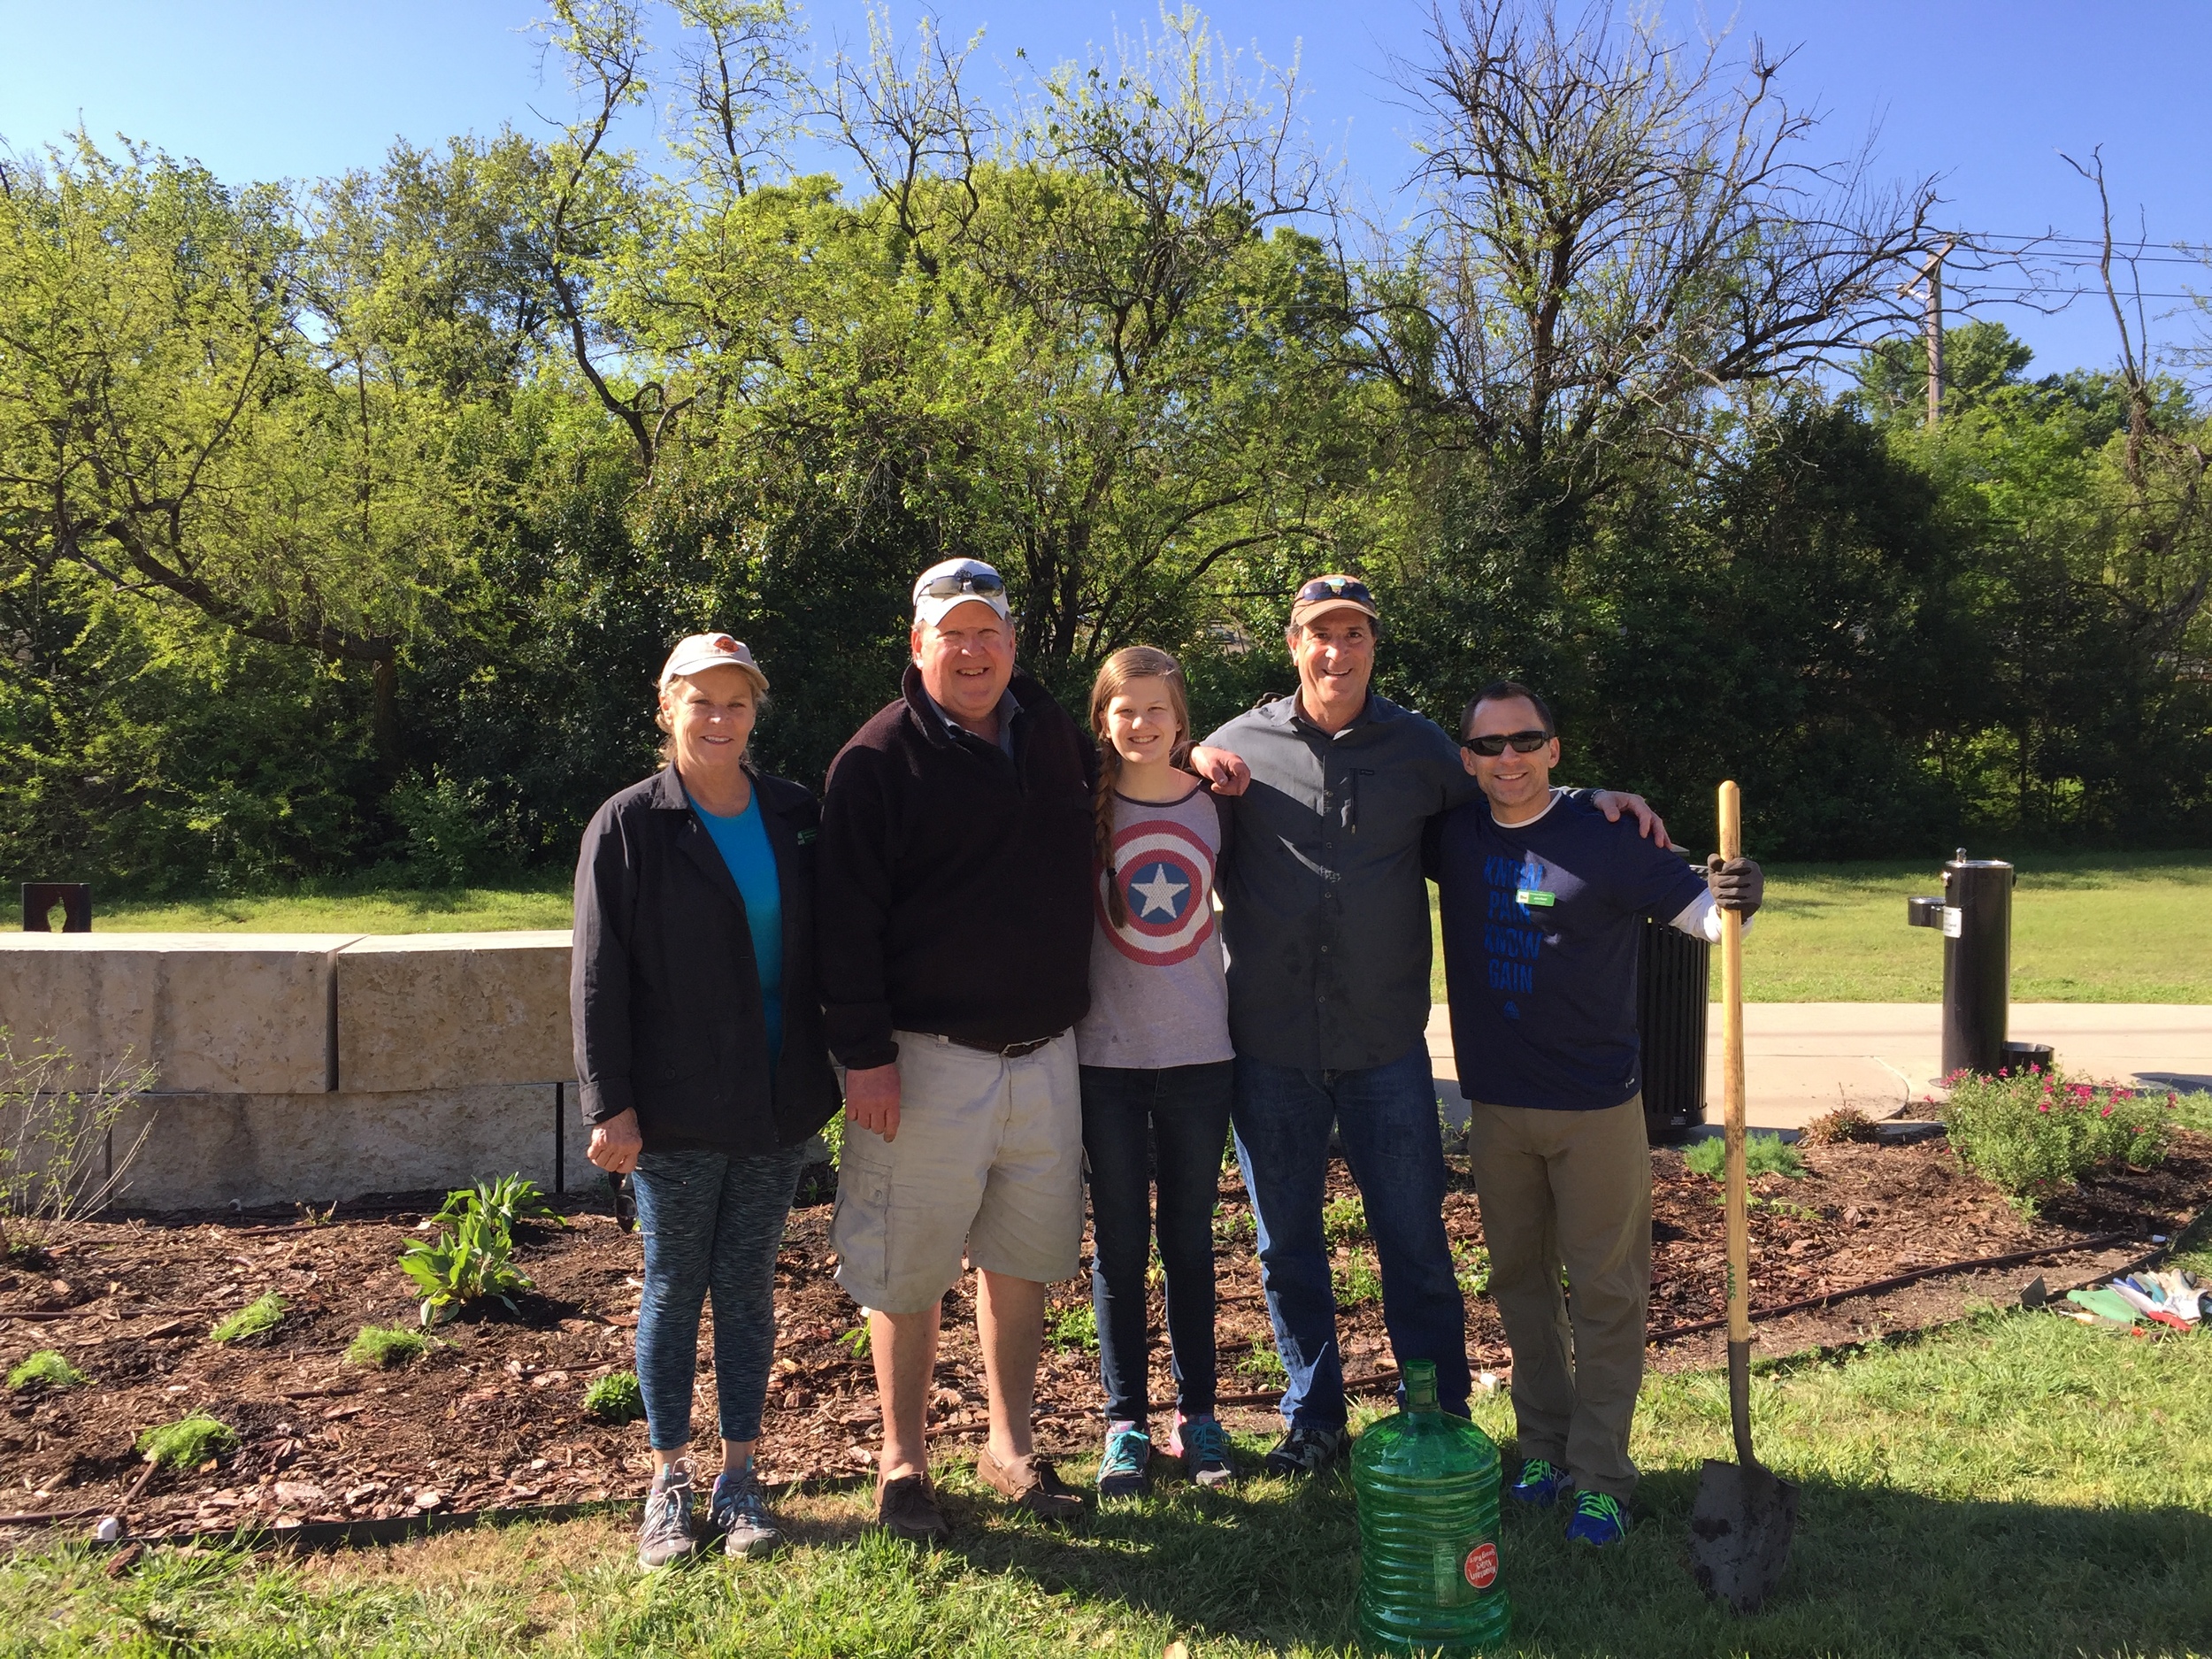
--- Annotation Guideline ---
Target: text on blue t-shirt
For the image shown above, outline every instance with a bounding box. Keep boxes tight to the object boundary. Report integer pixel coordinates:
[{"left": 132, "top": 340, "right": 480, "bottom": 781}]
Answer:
[
  {"left": 692, "top": 789, "right": 785, "bottom": 1067},
  {"left": 1435, "top": 791, "right": 1706, "bottom": 1110}
]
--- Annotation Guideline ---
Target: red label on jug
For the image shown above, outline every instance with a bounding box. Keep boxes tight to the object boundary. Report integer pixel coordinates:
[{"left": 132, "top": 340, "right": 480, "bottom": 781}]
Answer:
[{"left": 1463, "top": 1542, "right": 1498, "bottom": 1590}]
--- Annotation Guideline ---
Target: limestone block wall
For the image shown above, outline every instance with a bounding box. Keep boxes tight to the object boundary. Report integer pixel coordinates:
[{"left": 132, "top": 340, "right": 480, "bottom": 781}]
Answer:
[{"left": 0, "top": 932, "right": 578, "bottom": 1211}]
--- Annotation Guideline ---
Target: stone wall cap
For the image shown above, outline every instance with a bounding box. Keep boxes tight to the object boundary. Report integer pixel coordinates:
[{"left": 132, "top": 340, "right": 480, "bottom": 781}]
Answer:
[
  {"left": 337, "top": 931, "right": 574, "bottom": 954},
  {"left": 0, "top": 933, "right": 366, "bottom": 953}
]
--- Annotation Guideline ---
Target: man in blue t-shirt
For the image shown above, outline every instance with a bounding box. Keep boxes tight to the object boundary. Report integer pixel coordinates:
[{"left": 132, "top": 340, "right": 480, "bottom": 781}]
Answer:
[{"left": 1432, "top": 680, "right": 1763, "bottom": 1548}]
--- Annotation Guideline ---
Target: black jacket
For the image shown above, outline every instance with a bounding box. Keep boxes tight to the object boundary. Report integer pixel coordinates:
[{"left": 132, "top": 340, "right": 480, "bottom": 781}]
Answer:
[
  {"left": 816, "top": 665, "right": 1097, "bottom": 1070},
  {"left": 571, "top": 764, "right": 841, "bottom": 1152}
]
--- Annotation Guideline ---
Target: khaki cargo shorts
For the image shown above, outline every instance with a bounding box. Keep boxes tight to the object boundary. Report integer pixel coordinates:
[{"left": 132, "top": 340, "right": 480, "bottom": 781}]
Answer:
[{"left": 831, "top": 1029, "right": 1084, "bottom": 1313}]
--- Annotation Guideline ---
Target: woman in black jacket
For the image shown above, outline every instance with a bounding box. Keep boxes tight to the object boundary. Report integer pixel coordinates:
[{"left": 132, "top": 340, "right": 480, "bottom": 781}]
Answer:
[{"left": 572, "top": 633, "right": 840, "bottom": 1570}]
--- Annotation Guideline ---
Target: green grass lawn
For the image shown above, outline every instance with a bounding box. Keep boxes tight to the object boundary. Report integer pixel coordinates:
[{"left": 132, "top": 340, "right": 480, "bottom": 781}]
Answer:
[
  {"left": 67, "top": 849, "right": 2212, "bottom": 1002},
  {"left": 1426, "top": 849, "right": 2212, "bottom": 1003},
  {"left": 7, "top": 1225, "right": 2209, "bottom": 1657}
]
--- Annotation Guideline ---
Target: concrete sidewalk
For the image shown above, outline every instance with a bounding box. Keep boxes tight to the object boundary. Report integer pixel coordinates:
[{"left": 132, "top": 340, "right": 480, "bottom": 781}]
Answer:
[{"left": 1427, "top": 1002, "right": 2212, "bottom": 1133}]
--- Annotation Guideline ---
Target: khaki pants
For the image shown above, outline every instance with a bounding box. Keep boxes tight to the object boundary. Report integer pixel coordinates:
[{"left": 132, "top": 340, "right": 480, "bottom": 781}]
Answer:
[{"left": 1464, "top": 1094, "right": 1649, "bottom": 1501}]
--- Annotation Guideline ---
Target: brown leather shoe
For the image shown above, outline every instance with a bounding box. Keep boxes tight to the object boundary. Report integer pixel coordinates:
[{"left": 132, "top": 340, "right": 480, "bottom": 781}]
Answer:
[
  {"left": 977, "top": 1448, "right": 1085, "bottom": 1524},
  {"left": 875, "top": 1473, "right": 950, "bottom": 1542}
]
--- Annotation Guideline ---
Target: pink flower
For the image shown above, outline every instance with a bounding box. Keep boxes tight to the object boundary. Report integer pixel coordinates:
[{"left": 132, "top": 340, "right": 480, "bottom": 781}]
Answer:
[
  {"left": 2101, "top": 1105, "right": 2114, "bottom": 1118},
  {"left": 2038, "top": 1102, "right": 2050, "bottom": 1114}
]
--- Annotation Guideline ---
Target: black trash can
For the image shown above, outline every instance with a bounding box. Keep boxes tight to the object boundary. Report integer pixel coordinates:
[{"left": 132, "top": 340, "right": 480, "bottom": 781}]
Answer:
[{"left": 1638, "top": 910, "right": 1710, "bottom": 1143}]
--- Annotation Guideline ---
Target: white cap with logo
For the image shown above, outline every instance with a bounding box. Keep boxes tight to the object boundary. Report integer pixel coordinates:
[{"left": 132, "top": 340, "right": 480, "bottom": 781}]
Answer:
[
  {"left": 658, "top": 632, "right": 768, "bottom": 691},
  {"left": 911, "top": 557, "right": 1012, "bottom": 628}
]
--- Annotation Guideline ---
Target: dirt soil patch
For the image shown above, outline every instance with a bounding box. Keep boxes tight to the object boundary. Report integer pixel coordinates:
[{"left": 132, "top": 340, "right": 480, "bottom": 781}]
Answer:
[{"left": 1, "top": 1130, "right": 2205, "bottom": 1540}]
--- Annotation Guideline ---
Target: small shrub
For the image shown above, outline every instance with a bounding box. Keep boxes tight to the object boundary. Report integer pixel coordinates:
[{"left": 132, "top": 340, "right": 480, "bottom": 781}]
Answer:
[
  {"left": 397, "top": 1189, "right": 533, "bottom": 1326},
  {"left": 1322, "top": 1194, "right": 1366, "bottom": 1245},
  {"left": 1802, "top": 1106, "right": 1882, "bottom": 1146},
  {"left": 1048, "top": 1303, "right": 1099, "bottom": 1354},
  {"left": 583, "top": 1371, "right": 645, "bottom": 1422},
  {"left": 345, "top": 1324, "right": 427, "bottom": 1368},
  {"left": 814, "top": 1112, "right": 846, "bottom": 1170},
  {"left": 7, "top": 1349, "right": 87, "bottom": 1391},
  {"left": 1685, "top": 1133, "right": 1805, "bottom": 1182},
  {"left": 137, "top": 1412, "right": 236, "bottom": 1470},
  {"left": 209, "top": 1294, "right": 287, "bottom": 1343},
  {"left": 1452, "top": 1240, "right": 1492, "bottom": 1297},
  {"left": 431, "top": 1175, "right": 563, "bottom": 1233},
  {"left": 1940, "top": 1066, "right": 2174, "bottom": 1214},
  {"left": 1333, "top": 1247, "right": 1384, "bottom": 1307},
  {"left": 1237, "top": 1344, "right": 1287, "bottom": 1385}
]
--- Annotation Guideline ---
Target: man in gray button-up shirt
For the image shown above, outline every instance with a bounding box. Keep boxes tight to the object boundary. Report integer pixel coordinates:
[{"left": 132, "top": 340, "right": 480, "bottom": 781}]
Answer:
[{"left": 1190, "top": 573, "right": 1658, "bottom": 1475}]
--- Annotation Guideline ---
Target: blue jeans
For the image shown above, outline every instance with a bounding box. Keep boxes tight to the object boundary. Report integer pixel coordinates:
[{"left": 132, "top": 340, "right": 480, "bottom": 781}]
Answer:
[
  {"left": 1080, "top": 1061, "right": 1235, "bottom": 1425},
  {"left": 630, "top": 1145, "right": 806, "bottom": 1452},
  {"left": 1232, "top": 1044, "right": 1468, "bottom": 1429}
]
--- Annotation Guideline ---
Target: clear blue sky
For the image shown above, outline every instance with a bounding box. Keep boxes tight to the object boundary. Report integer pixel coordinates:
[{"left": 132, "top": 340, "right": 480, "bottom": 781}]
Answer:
[{"left": 4, "top": 0, "right": 2206, "bottom": 374}]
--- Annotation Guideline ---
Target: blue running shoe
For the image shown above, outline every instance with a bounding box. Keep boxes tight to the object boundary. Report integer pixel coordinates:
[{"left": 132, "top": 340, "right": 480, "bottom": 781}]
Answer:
[
  {"left": 1168, "top": 1413, "right": 1235, "bottom": 1488},
  {"left": 1566, "top": 1489, "right": 1629, "bottom": 1547},
  {"left": 1510, "top": 1457, "right": 1571, "bottom": 1507},
  {"left": 1097, "top": 1425, "right": 1152, "bottom": 1497}
]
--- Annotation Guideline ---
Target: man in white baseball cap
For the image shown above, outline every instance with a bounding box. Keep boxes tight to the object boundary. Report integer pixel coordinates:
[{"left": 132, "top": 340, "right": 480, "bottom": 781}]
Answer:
[
  {"left": 660, "top": 633, "right": 769, "bottom": 692},
  {"left": 909, "top": 557, "right": 1012, "bottom": 629}
]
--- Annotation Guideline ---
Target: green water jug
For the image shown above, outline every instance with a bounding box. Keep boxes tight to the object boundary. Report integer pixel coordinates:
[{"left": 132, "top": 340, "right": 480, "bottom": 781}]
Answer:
[{"left": 1352, "top": 1359, "right": 1512, "bottom": 1655}]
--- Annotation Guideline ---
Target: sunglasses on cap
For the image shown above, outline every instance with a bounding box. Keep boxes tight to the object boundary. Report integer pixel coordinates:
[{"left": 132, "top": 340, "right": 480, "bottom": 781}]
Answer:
[
  {"left": 1294, "top": 576, "right": 1374, "bottom": 607},
  {"left": 916, "top": 569, "right": 1007, "bottom": 601},
  {"left": 1460, "top": 729, "right": 1553, "bottom": 757}
]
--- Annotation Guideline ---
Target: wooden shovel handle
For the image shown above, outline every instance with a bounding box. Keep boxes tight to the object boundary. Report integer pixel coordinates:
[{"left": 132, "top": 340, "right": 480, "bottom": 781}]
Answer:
[{"left": 1718, "top": 781, "right": 1749, "bottom": 1349}]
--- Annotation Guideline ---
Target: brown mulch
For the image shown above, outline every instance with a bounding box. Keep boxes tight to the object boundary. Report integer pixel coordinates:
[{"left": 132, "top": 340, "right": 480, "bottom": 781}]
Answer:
[{"left": 1, "top": 1129, "right": 2205, "bottom": 1540}]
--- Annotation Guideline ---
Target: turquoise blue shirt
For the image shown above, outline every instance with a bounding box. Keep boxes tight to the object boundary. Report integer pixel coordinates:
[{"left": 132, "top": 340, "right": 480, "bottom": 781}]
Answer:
[{"left": 691, "top": 788, "right": 785, "bottom": 1068}]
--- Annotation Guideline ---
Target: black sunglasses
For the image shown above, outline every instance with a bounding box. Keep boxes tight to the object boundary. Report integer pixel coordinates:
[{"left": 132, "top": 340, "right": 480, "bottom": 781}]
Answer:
[
  {"left": 916, "top": 569, "right": 1007, "bottom": 601},
  {"left": 1460, "top": 729, "right": 1553, "bottom": 757},
  {"left": 1295, "top": 576, "right": 1374, "bottom": 606}
]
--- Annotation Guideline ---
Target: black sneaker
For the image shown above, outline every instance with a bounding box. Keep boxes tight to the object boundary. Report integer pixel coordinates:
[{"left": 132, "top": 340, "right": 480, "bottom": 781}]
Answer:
[{"left": 1263, "top": 1423, "right": 1349, "bottom": 1478}]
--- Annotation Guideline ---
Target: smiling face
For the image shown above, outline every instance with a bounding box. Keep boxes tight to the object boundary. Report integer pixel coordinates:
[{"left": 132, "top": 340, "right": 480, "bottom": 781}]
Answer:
[
  {"left": 1462, "top": 693, "right": 1561, "bottom": 820},
  {"left": 912, "top": 598, "right": 1015, "bottom": 724},
  {"left": 1101, "top": 675, "right": 1185, "bottom": 772},
  {"left": 1286, "top": 610, "right": 1375, "bottom": 731},
  {"left": 660, "top": 663, "right": 759, "bottom": 780}
]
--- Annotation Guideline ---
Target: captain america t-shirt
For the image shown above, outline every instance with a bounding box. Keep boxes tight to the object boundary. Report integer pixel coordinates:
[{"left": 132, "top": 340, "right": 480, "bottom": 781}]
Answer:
[{"left": 1434, "top": 789, "right": 1707, "bottom": 1110}]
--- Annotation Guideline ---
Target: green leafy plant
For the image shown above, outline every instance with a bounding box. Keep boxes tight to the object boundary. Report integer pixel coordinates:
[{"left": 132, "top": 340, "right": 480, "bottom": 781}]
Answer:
[
  {"left": 837, "top": 1323, "right": 872, "bottom": 1360},
  {"left": 7, "top": 1349, "right": 87, "bottom": 1391},
  {"left": 1684, "top": 1132, "right": 1806, "bottom": 1182},
  {"left": 1321, "top": 1194, "right": 1366, "bottom": 1245},
  {"left": 397, "top": 1188, "right": 533, "bottom": 1325},
  {"left": 431, "top": 1174, "right": 564, "bottom": 1233},
  {"left": 1048, "top": 1303, "right": 1099, "bottom": 1354},
  {"left": 1939, "top": 1066, "right": 2175, "bottom": 1215},
  {"left": 1452, "top": 1240, "right": 1492, "bottom": 1297},
  {"left": 1333, "top": 1247, "right": 1384, "bottom": 1307},
  {"left": 1236, "top": 1344, "right": 1287, "bottom": 1385},
  {"left": 583, "top": 1371, "right": 645, "bottom": 1423},
  {"left": 209, "top": 1293, "right": 287, "bottom": 1343},
  {"left": 137, "top": 1412, "right": 236, "bottom": 1470},
  {"left": 344, "top": 1324, "right": 428, "bottom": 1368},
  {"left": 1212, "top": 1205, "right": 1255, "bottom": 1244}
]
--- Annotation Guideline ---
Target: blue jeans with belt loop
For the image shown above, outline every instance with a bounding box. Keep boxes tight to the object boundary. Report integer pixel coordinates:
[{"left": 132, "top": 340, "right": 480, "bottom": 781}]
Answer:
[
  {"left": 629, "top": 1144, "right": 806, "bottom": 1453},
  {"left": 1231, "top": 1043, "right": 1468, "bottom": 1430}
]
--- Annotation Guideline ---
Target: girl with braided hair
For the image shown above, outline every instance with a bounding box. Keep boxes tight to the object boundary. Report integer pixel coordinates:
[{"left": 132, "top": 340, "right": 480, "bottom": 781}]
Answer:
[{"left": 1073, "top": 646, "right": 1239, "bottom": 1495}]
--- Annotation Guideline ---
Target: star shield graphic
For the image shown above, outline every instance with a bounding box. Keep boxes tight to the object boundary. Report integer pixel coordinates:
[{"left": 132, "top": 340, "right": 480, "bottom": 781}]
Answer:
[{"left": 1100, "top": 818, "right": 1216, "bottom": 965}]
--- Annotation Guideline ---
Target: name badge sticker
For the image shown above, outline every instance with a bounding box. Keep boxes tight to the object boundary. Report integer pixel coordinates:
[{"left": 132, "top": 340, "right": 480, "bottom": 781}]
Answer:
[{"left": 1515, "top": 888, "right": 1555, "bottom": 908}]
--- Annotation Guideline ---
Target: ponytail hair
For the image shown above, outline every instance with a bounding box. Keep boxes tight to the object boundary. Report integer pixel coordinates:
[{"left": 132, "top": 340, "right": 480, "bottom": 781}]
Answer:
[{"left": 1088, "top": 646, "right": 1194, "bottom": 929}]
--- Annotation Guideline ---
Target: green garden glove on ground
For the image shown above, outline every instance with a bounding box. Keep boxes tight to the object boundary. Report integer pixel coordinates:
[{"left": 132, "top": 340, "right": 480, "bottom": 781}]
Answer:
[{"left": 2066, "top": 1287, "right": 2141, "bottom": 1325}]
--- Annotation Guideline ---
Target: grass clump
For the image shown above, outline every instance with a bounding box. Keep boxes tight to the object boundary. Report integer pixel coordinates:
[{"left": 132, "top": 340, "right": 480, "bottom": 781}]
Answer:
[
  {"left": 136, "top": 1412, "right": 236, "bottom": 1470},
  {"left": 582, "top": 1371, "right": 644, "bottom": 1423},
  {"left": 1321, "top": 1194, "right": 1366, "bottom": 1245},
  {"left": 344, "top": 1324, "right": 428, "bottom": 1368},
  {"left": 1236, "top": 1343, "right": 1287, "bottom": 1385},
  {"left": 208, "top": 1293, "right": 287, "bottom": 1343},
  {"left": 1048, "top": 1303, "right": 1099, "bottom": 1354},
  {"left": 7, "top": 1349, "right": 87, "bottom": 1391},
  {"left": 1333, "top": 1247, "right": 1384, "bottom": 1307},
  {"left": 1685, "top": 1131, "right": 1806, "bottom": 1181},
  {"left": 1940, "top": 1066, "right": 2174, "bottom": 1214}
]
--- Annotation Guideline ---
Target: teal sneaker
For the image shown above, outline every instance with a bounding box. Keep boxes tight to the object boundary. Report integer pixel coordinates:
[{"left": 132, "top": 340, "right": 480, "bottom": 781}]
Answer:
[
  {"left": 1097, "top": 1425, "right": 1152, "bottom": 1497},
  {"left": 1168, "top": 1412, "right": 1235, "bottom": 1488},
  {"left": 1510, "top": 1457, "right": 1571, "bottom": 1507},
  {"left": 709, "top": 1464, "right": 782, "bottom": 1558},
  {"left": 1565, "top": 1489, "right": 1629, "bottom": 1547}
]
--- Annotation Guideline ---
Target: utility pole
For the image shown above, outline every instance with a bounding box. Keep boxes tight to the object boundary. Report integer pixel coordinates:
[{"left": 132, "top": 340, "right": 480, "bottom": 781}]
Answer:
[{"left": 1899, "top": 239, "right": 1956, "bottom": 426}]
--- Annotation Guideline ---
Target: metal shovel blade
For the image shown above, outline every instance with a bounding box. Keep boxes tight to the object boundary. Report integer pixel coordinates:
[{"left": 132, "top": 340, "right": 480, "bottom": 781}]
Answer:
[{"left": 1690, "top": 1454, "right": 1800, "bottom": 1614}]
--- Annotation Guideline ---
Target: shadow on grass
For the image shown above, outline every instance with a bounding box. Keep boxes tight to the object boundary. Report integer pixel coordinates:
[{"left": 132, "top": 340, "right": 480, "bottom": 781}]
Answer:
[{"left": 915, "top": 1460, "right": 2212, "bottom": 1659}]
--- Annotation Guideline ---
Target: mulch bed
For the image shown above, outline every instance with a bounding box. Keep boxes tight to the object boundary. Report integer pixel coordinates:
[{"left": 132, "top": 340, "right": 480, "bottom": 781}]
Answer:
[{"left": 2, "top": 1129, "right": 2205, "bottom": 1540}]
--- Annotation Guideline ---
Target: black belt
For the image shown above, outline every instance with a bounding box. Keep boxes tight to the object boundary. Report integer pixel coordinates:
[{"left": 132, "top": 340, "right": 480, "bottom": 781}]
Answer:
[{"left": 944, "top": 1032, "right": 1064, "bottom": 1059}]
